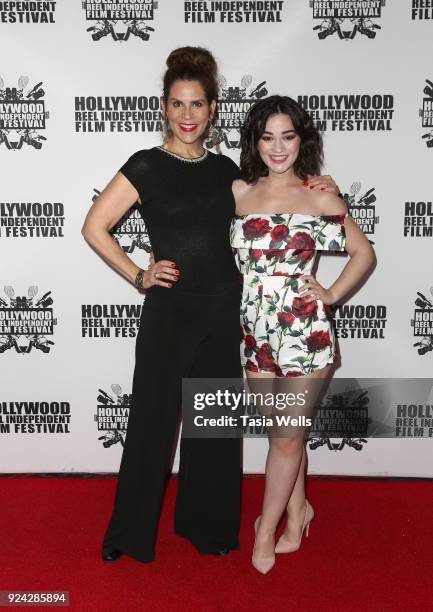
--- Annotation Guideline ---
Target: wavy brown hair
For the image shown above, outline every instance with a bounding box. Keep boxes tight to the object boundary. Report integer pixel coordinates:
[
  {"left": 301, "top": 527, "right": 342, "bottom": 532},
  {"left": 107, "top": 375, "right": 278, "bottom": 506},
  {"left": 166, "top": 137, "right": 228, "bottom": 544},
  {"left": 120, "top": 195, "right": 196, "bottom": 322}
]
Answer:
[{"left": 240, "top": 95, "right": 323, "bottom": 184}]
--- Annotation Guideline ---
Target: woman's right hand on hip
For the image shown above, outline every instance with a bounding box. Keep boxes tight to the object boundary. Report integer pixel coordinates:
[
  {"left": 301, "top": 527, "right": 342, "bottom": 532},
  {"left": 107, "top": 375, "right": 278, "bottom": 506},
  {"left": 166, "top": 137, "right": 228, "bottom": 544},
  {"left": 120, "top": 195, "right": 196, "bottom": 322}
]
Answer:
[{"left": 142, "top": 258, "right": 179, "bottom": 289}]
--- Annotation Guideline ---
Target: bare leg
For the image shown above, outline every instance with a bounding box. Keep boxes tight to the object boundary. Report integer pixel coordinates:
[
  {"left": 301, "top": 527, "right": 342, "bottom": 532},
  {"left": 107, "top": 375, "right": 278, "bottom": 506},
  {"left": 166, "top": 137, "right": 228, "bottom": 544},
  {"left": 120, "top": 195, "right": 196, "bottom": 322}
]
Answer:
[
  {"left": 256, "top": 436, "right": 304, "bottom": 556},
  {"left": 250, "top": 365, "right": 332, "bottom": 558},
  {"left": 287, "top": 443, "right": 307, "bottom": 515},
  {"left": 245, "top": 370, "right": 277, "bottom": 560},
  {"left": 282, "top": 365, "right": 332, "bottom": 544},
  {"left": 283, "top": 443, "right": 308, "bottom": 543}
]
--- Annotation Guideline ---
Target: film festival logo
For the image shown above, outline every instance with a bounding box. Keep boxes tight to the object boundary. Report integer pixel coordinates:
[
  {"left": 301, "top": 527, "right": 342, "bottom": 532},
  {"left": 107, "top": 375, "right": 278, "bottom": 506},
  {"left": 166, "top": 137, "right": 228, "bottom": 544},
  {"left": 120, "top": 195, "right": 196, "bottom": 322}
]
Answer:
[
  {"left": 0, "top": 1, "right": 56, "bottom": 23},
  {"left": 419, "top": 79, "right": 433, "bottom": 148},
  {"left": 81, "top": 304, "right": 141, "bottom": 338},
  {"left": 0, "top": 76, "right": 48, "bottom": 150},
  {"left": 0, "top": 201, "right": 65, "bottom": 239},
  {"left": 207, "top": 75, "right": 268, "bottom": 150},
  {"left": 394, "top": 402, "right": 433, "bottom": 438},
  {"left": 403, "top": 199, "right": 433, "bottom": 238},
  {"left": 82, "top": 0, "right": 158, "bottom": 42},
  {"left": 298, "top": 94, "right": 394, "bottom": 132},
  {"left": 331, "top": 302, "right": 387, "bottom": 340},
  {"left": 412, "top": 1, "right": 433, "bottom": 19},
  {"left": 94, "top": 384, "right": 131, "bottom": 448},
  {"left": 0, "top": 401, "right": 71, "bottom": 435},
  {"left": 342, "top": 182, "right": 379, "bottom": 241},
  {"left": 411, "top": 287, "right": 433, "bottom": 357},
  {"left": 309, "top": 387, "right": 369, "bottom": 452},
  {"left": 0, "top": 286, "right": 57, "bottom": 354},
  {"left": 92, "top": 188, "right": 151, "bottom": 253},
  {"left": 75, "top": 96, "right": 162, "bottom": 133},
  {"left": 309, "top": 0, "right": 385, "bottom": 39},
  {"left": 184, "top": 1, "right": 284, "bottom": 23}
]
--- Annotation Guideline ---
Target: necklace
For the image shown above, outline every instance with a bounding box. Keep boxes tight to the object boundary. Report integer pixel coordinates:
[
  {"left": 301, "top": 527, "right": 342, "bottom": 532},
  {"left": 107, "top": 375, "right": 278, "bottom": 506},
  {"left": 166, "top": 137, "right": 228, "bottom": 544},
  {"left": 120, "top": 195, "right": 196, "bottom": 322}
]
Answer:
[{"left": 156, "top": 145, "right": 208, "bottom": 163}]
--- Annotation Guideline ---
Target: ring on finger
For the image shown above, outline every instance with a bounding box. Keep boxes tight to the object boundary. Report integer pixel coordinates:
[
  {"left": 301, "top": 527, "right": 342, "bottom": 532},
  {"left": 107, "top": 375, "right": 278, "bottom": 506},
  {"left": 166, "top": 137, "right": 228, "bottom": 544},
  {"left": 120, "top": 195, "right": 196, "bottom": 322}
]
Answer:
[{"left": 154, "top": 271, "right": 159, "bottom": 280}]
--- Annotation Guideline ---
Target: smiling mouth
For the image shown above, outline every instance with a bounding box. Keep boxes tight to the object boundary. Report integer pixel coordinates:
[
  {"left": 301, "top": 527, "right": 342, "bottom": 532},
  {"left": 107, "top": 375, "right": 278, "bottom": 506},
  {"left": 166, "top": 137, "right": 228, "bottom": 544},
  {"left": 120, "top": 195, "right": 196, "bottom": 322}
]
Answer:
[
  {"left": 270, "top": 155, "right": 288, "bottom": 163},
  {"left": 179, "top": 124, "right": 198, "bottom": 132}
]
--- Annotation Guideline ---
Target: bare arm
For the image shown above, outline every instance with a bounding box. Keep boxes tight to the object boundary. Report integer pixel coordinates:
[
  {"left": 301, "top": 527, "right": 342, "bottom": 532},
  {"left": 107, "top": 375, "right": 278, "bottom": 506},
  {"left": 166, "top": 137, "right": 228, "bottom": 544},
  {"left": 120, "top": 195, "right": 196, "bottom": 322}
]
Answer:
[
  {"left": 300, "top": 193, "right": 376, "bottom": 304},
  {"left": 326, "top": 214, "right": 376, "bottom": 304},
  {"left": 231, "top": 178, "right": 251, "bottom": 214},
  {"left": 81, "top": 173, "right": 177, "bottom": 289}
]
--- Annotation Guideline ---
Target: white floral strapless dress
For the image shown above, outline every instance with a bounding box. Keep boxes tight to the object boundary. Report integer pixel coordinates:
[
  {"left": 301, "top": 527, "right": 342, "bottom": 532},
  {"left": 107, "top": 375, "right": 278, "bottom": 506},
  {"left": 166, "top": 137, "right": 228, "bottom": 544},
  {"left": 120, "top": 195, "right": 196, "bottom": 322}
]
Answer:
[{"left": 229, "top": 212, "right": 348, "bottom": 377}]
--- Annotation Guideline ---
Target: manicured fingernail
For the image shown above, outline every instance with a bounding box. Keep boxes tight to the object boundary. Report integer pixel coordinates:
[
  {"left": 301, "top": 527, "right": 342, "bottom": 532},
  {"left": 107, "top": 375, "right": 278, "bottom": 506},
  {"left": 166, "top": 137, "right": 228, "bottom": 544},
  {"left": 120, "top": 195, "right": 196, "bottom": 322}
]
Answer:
[
  {"left": 320, "top": 187, "right": 325, "bottom": 191},
  {"left": 309, "top": 185, "right": 315, "bottom": 189},
  {"left": 168, "top": 283, "right": 172, "bottom": 288},
  {"left": 174, "top": 270, "right": 180, "bottom": 275},
  {"left": 170, "top": 263, "right": 176, "bottom": 267}
]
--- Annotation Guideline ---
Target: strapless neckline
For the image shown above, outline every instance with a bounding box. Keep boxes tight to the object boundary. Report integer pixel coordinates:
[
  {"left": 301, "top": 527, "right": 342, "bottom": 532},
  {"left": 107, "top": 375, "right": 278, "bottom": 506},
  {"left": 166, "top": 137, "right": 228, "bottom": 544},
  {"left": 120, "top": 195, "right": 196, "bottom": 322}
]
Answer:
[{"left": 234, "top": 212, "right": 347, "bottom": 219}]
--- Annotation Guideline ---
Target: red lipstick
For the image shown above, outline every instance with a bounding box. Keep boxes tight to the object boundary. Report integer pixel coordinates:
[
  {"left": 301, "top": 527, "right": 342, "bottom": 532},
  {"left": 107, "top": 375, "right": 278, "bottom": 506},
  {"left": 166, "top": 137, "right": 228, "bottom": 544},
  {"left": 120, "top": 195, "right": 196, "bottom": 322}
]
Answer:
[{"left": 179, "top": 124, "right": 197, "bottom": 132}]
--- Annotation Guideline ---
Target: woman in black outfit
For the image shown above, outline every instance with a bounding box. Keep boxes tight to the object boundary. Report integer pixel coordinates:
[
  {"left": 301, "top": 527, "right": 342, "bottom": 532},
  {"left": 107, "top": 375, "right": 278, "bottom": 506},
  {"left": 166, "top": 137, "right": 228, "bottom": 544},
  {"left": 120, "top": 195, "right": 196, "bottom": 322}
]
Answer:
[{"left": 81, "top": 46, "right": 338, "bottom": 564}]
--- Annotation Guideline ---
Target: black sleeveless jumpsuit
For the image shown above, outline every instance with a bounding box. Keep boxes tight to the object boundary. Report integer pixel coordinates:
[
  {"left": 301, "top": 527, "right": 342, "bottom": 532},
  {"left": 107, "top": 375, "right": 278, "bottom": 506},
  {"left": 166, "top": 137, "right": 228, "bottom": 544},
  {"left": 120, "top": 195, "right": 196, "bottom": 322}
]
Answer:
[{"left": 102, "top": 146, "right": 242, "bottom": 562}]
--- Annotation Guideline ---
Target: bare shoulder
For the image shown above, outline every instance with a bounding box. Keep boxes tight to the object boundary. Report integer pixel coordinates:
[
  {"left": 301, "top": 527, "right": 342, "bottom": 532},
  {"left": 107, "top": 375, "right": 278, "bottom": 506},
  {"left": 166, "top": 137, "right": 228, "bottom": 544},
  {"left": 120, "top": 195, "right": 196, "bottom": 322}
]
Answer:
[
  {"left": 232, "top": 178, "right": 251, "bottom": 197},
  {"left": 310, "top": 188, "right": 348, "bottom": 216}
]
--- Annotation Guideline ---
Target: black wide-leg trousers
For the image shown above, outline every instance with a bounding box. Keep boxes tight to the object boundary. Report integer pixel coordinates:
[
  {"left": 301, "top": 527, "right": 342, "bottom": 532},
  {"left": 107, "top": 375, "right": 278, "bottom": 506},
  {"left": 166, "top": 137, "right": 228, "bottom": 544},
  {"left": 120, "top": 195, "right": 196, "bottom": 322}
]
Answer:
[{"left": 102, "top": 281, "right": 242, "bottom": 563}]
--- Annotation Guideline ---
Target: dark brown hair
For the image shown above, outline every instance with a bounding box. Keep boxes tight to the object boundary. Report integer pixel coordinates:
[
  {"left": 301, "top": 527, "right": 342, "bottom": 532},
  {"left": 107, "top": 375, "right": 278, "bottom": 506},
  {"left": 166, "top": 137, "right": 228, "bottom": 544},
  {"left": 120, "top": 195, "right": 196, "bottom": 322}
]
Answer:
[
  {"left": 240, "top": 95, "right": 323, "bottom": 184},
  {"left": 163, "top": 46, "right": 218, "bottom": 123}
]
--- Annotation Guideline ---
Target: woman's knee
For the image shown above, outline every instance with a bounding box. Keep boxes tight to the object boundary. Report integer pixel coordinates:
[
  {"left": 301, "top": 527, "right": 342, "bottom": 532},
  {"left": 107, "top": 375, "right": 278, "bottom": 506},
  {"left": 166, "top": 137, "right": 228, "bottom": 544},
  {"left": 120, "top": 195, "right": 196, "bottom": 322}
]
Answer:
[{"left": 269, "top": 435, "right": 304, "bottom": 456}]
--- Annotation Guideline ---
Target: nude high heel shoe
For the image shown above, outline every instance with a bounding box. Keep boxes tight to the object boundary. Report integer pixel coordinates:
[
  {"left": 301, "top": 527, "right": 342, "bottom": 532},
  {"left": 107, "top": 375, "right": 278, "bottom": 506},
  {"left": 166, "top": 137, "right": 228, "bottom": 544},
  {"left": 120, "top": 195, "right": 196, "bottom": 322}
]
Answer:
[
  {"left": 275, "top": 499, "right": 314, "bottom": 554},
  {"left": 252, "top": 516, "right": 275, "bottom": 575}
]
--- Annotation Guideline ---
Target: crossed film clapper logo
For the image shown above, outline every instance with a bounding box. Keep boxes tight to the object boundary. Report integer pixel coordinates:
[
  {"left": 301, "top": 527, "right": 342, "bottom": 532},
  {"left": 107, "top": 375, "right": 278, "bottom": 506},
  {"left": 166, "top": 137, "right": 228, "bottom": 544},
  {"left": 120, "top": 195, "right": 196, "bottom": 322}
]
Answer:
[
  {"left": 95, "top": 384, "right": 132, "bottom": 448},
  {"left": 309, "top": 387, "right": 369, "bottom": 452},
  {"left": 206, "top": 75, "right": 268, "bottom": 150},
  {"left": 0, "top": 286, "right": 56, "bottom": 354},
  {"left": 82, "top": 0, "right": 158, "bottom": 42},
  {"left": 420, "top": 79, "right": 433, "bottom": 148},
  {"left": 412, "top": 287, "right": 433, "bottom": 356},
  {"left": 309, "top": 0, "right": 385, "bottom": 40},
  {"left": 342, "top": 181, "right": 379, "bottom": 242},
  {"left": 0, "top": 76, "right": 48, "bottom": 150}
]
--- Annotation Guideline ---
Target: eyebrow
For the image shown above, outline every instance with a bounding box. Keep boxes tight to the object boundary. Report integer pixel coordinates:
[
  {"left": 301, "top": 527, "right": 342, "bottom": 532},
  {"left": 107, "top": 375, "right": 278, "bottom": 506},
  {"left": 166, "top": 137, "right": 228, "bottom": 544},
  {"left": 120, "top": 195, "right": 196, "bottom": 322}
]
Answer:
[
  {"left": 169, "top": 97, "right": 206, "bottom": 103},
  {"left": 263, "top": 129, "right": 296, "bottom": 134}
]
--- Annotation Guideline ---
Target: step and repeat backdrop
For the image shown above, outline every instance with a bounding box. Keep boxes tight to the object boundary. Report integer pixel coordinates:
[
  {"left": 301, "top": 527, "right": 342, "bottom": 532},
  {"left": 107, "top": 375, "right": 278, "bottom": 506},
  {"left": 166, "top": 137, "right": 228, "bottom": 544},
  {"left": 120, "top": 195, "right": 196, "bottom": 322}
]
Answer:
[{"left": 1, "top": 1, "right": 433, "bottom": 475}]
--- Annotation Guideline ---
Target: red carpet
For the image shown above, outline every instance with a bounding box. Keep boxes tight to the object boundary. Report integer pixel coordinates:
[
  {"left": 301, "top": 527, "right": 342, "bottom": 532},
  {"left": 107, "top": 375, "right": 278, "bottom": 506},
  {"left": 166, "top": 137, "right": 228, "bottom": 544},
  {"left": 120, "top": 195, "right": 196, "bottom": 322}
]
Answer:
[{"left": 0, "top": 476, "right": 432, "bottom": 612}]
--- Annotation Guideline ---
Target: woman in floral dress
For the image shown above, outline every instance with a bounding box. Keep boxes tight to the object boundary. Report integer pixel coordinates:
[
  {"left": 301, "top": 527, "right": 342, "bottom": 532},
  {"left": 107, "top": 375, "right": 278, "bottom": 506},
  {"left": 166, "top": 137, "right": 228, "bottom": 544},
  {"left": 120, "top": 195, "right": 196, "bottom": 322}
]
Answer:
[{"left": 230, "top": 95, "right": 375, "bottom": 573}]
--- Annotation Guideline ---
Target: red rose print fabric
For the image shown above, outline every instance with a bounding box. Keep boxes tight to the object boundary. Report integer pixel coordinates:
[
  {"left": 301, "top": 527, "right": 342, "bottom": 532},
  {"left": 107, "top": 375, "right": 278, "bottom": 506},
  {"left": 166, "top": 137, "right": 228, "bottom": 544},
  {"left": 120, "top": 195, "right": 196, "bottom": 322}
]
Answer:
[{"left": 230, "top": 212, "right": 347, "bottom": 376}]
